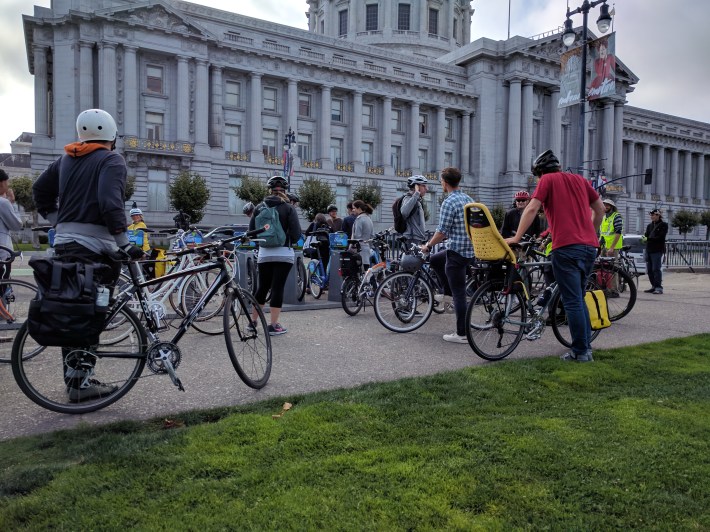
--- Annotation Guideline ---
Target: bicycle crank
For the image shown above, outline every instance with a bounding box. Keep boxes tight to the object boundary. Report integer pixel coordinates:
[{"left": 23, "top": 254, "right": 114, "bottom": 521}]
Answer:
[{"left": 147, "top": 342, "right": 184, "bottom": 391}]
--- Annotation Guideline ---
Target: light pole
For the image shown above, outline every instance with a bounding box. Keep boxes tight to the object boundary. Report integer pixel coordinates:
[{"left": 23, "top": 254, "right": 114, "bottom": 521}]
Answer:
[
  {"left": 562, "top": 0, "right": 612, "bottom": 177},
  {"left": 283, "top": 127, "right": 296, "bottom": 187}
]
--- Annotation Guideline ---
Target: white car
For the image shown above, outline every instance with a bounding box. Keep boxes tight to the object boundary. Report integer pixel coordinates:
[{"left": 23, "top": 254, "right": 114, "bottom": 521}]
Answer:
[{"left": 622, "top": 234, "right": 647, "bottom": 275}]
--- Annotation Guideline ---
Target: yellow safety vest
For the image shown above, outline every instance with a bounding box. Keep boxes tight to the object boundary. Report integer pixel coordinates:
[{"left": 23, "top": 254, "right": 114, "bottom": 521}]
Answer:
[{"left": 600, "top": 211, "right": 623, "bottom": 250}]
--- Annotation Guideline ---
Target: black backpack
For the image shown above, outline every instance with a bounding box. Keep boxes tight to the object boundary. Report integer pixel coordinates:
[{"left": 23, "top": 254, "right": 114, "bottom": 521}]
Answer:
[{"left": 392, "top": 195, "right": 409, "bottom": 234}]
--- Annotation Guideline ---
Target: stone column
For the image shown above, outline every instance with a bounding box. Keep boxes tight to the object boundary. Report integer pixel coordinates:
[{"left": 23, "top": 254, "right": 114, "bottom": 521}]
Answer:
[
  {"left": 122, "top": 45, "right": 138, "bottom": 138},
  {"left": 409, "top": 101, "right": 420, "bottom": 169},
  {"left": 613, "top": 102, "right": 624, "bottom": 179},
  {"left": 210, "top": 65, "right": 223, "bottom": 147},
  {"left": 33, "top": 45, "right": 49, "bottom": 136},
  {"left": 287, "top": 80, "right": 298, "bottom": 136},
  {"left": 99, "top": 42, "right": 117, "bottom": 118},
  {"left": 448, "top": 0, "right": 455, "bottom": 39},
  {"left": 248, "top": 73, "right": 263, "bottom": 161},
  {"left": 550, "top": 88, "right": 561, "bottom": 157},
  {"left": 435, "top": 106, "right": 446, "bottom": 172},
  {"left": 602, "top": 102, "right": 614, "bottom": 177},
  {"left": 348, "top": 0, "right": 357, "bottom": 35},
  {"left": 642, "top": 143, "right": 651, "bottom": 190},
  {"left": 625, "top": 141, "right": 636, "bottom": 192},
  {"left": 669, "top": 148, "right": 679, "bottom": 198},
  {"left": 655, "top": 146, "right": 665, "bottom": 197},
  {"left": 176, "top": 56, "right": 190, "bottom": 143},
  {"left": 79, "top": 41, "right": 94, "bottom": 112},
  {"left": 682, "top": 151, "right": 693, "bottom": 199},
  {"left": 382, "top": 96, "right": 392, "bottom": 171},
  {"left": 520, "top": 81, "right": 533, "bottom": 174},
  {"left": 420, "top": 0, "right": 428, "bottom": 34},
  {"left": 351, "top": 91, "right": 363, "bottom": 170},
  {"left": 320, "top": 84, "right": 332, "bottom": 165},
  {"left": 696, "top": 154, "right": 706, "bottom": 200},
  {"left": 461, "top": 112, "right": 471, "bottom": 175},
  {"left": 506, "top": 79, "right": 521, "bottom": 173},
  {"left": 195, "top": 60, "right": 209, "bottom": 145},
  {"left": 383, "top": 0, "right": 392, "bottom": 32},
  {"left": 463, "top": 7, "right": 471, "bottom": 43}
]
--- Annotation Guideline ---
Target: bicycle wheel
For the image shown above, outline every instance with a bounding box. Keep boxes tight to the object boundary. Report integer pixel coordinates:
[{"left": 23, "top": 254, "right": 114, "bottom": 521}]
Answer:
[
  {"left": 180, "top": 271, "right": 227, "bottom": 335},
  {"left": 11, "top": 306, "right": 147, "bottom": 414},
  {"left": 589, "top": 264, "right": 637, "bottom": 321},
  {"left": 522, "top": 265, "right": 547, "bottom": 301},
  {"left": 373, "top": 271, "right": 433, "bottom": 333},
  {"left": 296, "top": 256, "right": 307, "bottom": 302},
  {"left": 246, "top": 257, "right": 257, "bottom": 295},
  {"left": 308, "top": 261, "right": 323, "bottom": 299},
  {"left": 223, "top": 288, "right": 272, "bottom": 389},
  {"left": 549, "top": 289, "right": 602, "bottom": 348},
  {"left": 465, "top": 280, "right": 525, "bottom": 361},
  {"left": 341, "top": 276, "right": 364, "bottom": 316},
  {"left": 0, "top": 279, "right": 39, "bottom": 363}
]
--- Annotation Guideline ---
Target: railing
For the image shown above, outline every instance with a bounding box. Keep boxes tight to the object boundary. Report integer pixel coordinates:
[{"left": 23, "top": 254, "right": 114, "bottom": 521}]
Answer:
[
  {"left": 665, "top": 240, "right": 710, "bottom": 269},
  {"left": 123, "top": 137, "right": 194, "bottom": 154},
  {"left": 335, "top": 163, "right": 354, "bottom": 172},
  {"left": 393, "top": 68, "right": 415, "bottom": 80},
  {"left": 299, "top": 48, "right": 325, "bottom": 60},
  {"left": 395, "top": 169, "right": 413, "bottom": 177},
  {"left": 424, "top": 172, "right": 438, "bottom": 181},
  {"left": 224, "top": 33, "right": 253, "bottom": 45},
  {"left": 302, "top": 160, "right": 322, "bottom": 169},
  {"left": 421, "top": 74, "right": 441, "bottom": 85},
  {"left": 366, "top": 165, "right": 384, "bottom": 175},
  {"left": 265, "top": 154, "right": 282, "bottom": 165},
  {"left": 226, "top": 151, "right": 249, "bottom": 162},
  {"left": 364, "top": 62, "right": 386, "bottom": 74},
  {"left": 263, "top": 41, "right": 290, "bottom": 53},
  {"left": 332, "top": 56, "right": 357, "bottom": 67},
  {"left": 447, "top": 79, "right": 465, "bottom": 90}
]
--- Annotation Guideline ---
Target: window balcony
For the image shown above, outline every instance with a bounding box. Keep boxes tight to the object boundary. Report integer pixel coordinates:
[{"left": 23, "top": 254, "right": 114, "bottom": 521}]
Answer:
[
  {"left": 226, "top": 151, "right": 250, "bottom": 162},
  {"left": 123, "top": 136, "right": 194, "bottom": 154},
  {"left": 424, "top": 172, "right": 438, "bottom": 181},
  {"left": 366, "top": 165, "right": 384, "bottom": 175},
  {"left": 335, "top": 163, "right": 354, "bottom": 172},
  {"left": 395, "top": 169, "right": 412, "bottom": 177},
  {"left": 302, "top": 159, "right": 322, "bottom": 169},
  {"left": 264, "top": 154, "right": 283, "bottom": 165},
  {"left": 421, "top": 74, "right": 441, "bottom": 85}
]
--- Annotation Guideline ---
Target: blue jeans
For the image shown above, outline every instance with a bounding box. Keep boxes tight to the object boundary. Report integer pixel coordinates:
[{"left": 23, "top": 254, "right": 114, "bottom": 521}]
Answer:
[
  {"left": 551, "top": 245, "right": 597, "bottom": 357},
  {"left": 646, "top": 251, "right": 663, "bottom": 289}
]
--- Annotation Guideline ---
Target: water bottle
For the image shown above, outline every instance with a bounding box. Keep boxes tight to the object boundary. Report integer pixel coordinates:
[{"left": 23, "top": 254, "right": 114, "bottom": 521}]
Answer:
[{"left": 96, "top": 286, "right": 109, "bottom": 308}]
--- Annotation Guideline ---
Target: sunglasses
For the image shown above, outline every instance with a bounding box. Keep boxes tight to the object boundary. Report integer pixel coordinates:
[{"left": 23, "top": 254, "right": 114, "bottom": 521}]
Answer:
[{"left": 515, "top": 199, "right": 528, "bottom": 203}]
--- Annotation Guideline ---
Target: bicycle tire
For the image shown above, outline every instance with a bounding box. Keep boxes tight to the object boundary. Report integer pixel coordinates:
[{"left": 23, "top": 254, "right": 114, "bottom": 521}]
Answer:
[
  {"left": 11, "top": 306, "right": 147, "bottom": 414},
  {"left": 522, "top": 265, "right": 547, "bottom": 302},
  {"left": 246, "top": 257, "right": 257, "bottom": 296},
  {"left": 590, "top": 264, "right": 637, "bottom": 321},
  {"left": 548, "top": 289, "right": 602, "bottom": 348},
  {"left": 296, "top": 256, "right": 307, "bottom": 302},
  {"left": 180, "top": 271, "right": 227, "bottom": 335},
  {"left": 0, "top": 279, "right": 39, "bottom": 363},
  {"left": 373, "top": 271, "right": 433, "bottom": 333},
  {"left": 465, "top": 279, "right": 525, "bottom": 361},
  {"left": 341, "top": 276, "right": 364, "bottom": 316},
  {"left": 223, "top": 288, "right": 272, "bottom": 389},
  {"left": 308, "top": 261, "right": 323, "bottom": 299}
]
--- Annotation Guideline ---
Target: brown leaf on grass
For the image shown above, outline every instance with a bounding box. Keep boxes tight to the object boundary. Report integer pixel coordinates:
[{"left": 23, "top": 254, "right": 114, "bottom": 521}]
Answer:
[
  {"left": 272, "top": 402, "right": 293, "bottom": 419},
  {"left": 163, "top": 418, "right": 185, "bottom": 429}
]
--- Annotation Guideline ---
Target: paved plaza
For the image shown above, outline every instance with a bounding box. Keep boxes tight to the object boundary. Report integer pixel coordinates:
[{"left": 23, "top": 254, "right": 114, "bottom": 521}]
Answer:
[{"left": 1, "top": 271, "right": 708, "bottom": 441}]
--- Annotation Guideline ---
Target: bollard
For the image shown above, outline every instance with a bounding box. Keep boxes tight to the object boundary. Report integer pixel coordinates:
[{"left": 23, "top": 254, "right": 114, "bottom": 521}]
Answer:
[
  {"left": 327, "top": 249, "right": 344, "bottom": 302},
  {"left": 283, "top": 250, "right": 305, "bottom": 305}
]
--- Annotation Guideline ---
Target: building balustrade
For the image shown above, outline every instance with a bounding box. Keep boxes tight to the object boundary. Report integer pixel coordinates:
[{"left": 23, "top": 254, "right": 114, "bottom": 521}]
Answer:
[
  {"left": 123, "top": 136, "right": 194, "bottom": 154},
  {"left": 335, "top": 163, "right": 354, "bottom": 172},
  {"left": 421, "top": 74, "right": 441, "bottom": 85},
  {"left": 395, "top": 169, "right": 413, "bottom": 177},
  {"left": 393, "top": 30, "right": 420, "bottom": 37},
  {"left": 605, "top": 184, "right": 624, "bottom": 193},
  {"left": 651, "top": 194, "right": 661, "bottom": 201},
  {"left": 366, "top": 165, "right": 384, "bottom": 175},
  {"left": 666, "top": 196, "right": 675, "bottom": 202},
  {"left": 364, "top": 62, "right": 386, "bottom": 74},
  {"left": 680, "top": 197, "right": 688, "bottom": 204},
  {"left": 263, "top": 40, "right": 290, "bottom": 53},
  {"left": 224, "top": 32, "right": 254, "bottom": 45},
  {"left": 693, "top": 199, "right": 702, "bottom": 205},
  {"left": 636, "top": 193, "right": 646, "bottom": 200},
  {"left": 447, "top": 79, "right": 465, "bottom": 90},
  {"left": 393, "top": 68, "right": 415, "bottom": 80},
  {"left": 302, "top": 159, "right": 322, "bottom": 169},
  {"left": 333, "top": 56, "right": 357, "bottom": 67},
  {"left": 424, "top": 172, "right": 438, "bottom": 181},
  {"left": 226, "top": 151, "right": 250, "bottom": 162},
  {"left": 299, "top": 48, "right": 325, "bottom": 60},
  {"left": 265, "top": 154, "right": 283, "bottom": 165}
]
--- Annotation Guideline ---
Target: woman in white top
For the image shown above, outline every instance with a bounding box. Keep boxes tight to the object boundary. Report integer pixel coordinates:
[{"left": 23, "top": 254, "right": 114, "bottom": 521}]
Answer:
[
  {"left": 0, "top": 170, "right": 23, "bottom": 278},
  {"left": 351, "top": 199, "right": 375, "bottom": 269}
]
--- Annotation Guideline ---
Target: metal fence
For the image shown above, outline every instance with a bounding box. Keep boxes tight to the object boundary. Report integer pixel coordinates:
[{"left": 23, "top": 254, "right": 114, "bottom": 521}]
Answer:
[{"left": 664, "top": 240, "right": 710, "bottom": 269}]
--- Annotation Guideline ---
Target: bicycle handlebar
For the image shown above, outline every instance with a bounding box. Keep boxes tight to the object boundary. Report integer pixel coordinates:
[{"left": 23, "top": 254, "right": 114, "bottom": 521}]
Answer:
[{"left": 169, "top": 226, "right": 267, "bottom": 258}]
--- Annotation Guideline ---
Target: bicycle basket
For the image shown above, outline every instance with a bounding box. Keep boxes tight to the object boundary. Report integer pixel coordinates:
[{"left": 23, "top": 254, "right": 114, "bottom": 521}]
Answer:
[
  {"left": 329, "top": 232, "right": 348, "bottom": 249},
  {"left": 400, "top": 254, "right": 424, "bottom": 272},
  {"left": 339, "top": 250, "right": 362, "bottom": 277}
]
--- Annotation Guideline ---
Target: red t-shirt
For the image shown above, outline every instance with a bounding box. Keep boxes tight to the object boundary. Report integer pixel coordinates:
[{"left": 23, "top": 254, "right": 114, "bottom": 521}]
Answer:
[{"left": 532, "top": 172, "right": 600, "bottom": 251}]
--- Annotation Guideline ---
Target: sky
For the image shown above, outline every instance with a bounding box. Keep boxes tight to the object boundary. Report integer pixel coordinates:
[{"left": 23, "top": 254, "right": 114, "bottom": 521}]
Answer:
[{"left": 1, "top": 0, "right": 709, "bottom": 153}]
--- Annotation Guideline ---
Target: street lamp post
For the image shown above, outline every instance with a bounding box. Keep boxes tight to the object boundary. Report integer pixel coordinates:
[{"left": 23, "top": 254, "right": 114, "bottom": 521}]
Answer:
[
  {"left": 283, "top": 127, "right": 296, "bottom": 187},
  {"left": 562, "top": 0, "right": 612, "bottom": 177}
]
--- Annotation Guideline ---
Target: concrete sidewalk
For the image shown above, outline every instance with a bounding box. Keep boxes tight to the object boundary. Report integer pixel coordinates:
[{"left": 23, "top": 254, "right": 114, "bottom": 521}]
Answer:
[{"left": 1, "top": 271, "right": 708, "bottom": 441}]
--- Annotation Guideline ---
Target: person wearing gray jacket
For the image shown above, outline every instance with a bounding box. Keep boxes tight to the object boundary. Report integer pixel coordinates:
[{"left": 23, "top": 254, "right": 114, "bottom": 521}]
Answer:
[{"left": 400, "top": 175, "right": 429, "bottom": 245}]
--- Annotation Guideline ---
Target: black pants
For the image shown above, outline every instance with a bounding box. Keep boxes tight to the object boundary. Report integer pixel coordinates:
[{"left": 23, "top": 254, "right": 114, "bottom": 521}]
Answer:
[
  {"left": 255, "top": 261, "right": 293, "bottom": 308},
  {"left": 54, "top": 243, "right": 121, "bottom": 287}
]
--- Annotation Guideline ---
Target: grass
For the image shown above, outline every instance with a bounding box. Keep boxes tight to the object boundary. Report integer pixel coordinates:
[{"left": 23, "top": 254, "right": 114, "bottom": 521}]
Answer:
[{"left": 0, "top": 335, "right": 708, "bottom": 529}]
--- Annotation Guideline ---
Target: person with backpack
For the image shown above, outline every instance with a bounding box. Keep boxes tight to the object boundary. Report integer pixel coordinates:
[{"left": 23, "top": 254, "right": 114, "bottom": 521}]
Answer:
[
  {"left": 398, "top": 175, "right": 429, "bottom": 245},
  {"left": 351, "top": 200, "right": 375, "bottom": 268},
  {"left": 248, "top": 175, "right": 301, "bottom": 336}
]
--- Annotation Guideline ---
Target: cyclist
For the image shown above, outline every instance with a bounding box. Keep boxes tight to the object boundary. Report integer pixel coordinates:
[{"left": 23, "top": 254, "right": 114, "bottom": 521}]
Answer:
[
  {"left": 600, "top": 198, "right": 623, "bottom": 257},
  {"left": 127, "top": 203, "right": 150, "bottom": 255},
  {"left": 243, "top": 201, "right": 255, "bottom": 218},
  {"left": 401, "top": 175, "right": 429, "bottom": 246},
  {"left": 351, "top": 200, "right": 375, "bottom": 268},
  {"left": 505, "top": 149, "right": 605, "bottom": 363},
  {"left": 286, "top": 193, "right": 300, "bottom": 207},
  {"left": 501, "top": 190, "right": 541, "bottom": 238},
  {"left": 326, "top": 204, "right": 343, "bottom": 232}
]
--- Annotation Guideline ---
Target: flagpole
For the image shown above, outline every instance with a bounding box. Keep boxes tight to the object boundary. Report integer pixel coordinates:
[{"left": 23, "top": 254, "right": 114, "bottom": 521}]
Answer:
[{"left": 507, "top": 0, "right": 511, "bottom": 39}]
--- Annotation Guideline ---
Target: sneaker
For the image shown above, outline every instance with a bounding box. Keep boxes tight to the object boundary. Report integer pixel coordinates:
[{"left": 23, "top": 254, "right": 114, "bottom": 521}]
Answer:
[
  {"left": 268, "top": 323, "right": 288, "bottom": 336},
  {"left": 643, "top": 288, "right": 655, "bottom": 293},
  {"left": 443, "top": 332, "right": 468, "bottom": 344},
  {"left": 68, "top": 380, "right": 118, "bottom": 402},
  {"left": 444, "top": 302, "right": 456, "bottom": 314},
  {"left": 653, "top": 288, "right": 663, "bottom": 294},
  {"left": 434, "top": 294, "right": 453, "bottom": 304},
  {"left": 560, "top": 351, "right": 594, "bottom": 363}
]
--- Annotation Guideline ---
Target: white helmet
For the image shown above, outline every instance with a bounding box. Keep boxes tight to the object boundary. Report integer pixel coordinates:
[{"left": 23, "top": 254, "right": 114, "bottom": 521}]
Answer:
[
  {"left": 130, "top": 207, "right": 143, "bottom": 217},
  {"left": 76, "top": 109, "right": 118, "bottom": 142}
]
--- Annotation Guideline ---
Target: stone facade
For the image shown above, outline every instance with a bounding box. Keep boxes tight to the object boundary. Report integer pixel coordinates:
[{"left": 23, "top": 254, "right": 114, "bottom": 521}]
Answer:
[{"left": 23, "top": 0, "right": 710, "bottom": 237}]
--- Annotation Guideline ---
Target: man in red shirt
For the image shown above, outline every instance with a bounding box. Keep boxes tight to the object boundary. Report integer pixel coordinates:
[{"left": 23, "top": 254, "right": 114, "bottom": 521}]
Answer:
[{"left": 506, "top": 150, "right": 605, "bottom": 362}]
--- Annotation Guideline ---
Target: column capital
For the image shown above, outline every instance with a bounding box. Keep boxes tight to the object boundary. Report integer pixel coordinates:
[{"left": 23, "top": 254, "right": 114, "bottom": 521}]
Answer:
[
  {"left": 210, "top": 64, "right": 223, "bottom": 73},
  {"left": 122, "top": 44, "right": 138, "bottom": 52},
  {"left": 176, "top": 55, "right": 190, "bottom": 64},
  {"left": 250, "top": 72, "right": 262, "bottom": 80},
  {"left": 100, "top": 41, "right": 117, "bottom": 50},
  {"left": 522, "top": 79, "right": 533, "bottom": 87},
  {"left": 195, "top": 58, "right": 209, "bottom": 67}
]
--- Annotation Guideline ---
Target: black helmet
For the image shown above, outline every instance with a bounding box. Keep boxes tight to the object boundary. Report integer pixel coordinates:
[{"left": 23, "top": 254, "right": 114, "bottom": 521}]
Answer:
[
  {"left": 531, "top": 149, "right": 561, "bottom": 177},
  {"left": 242, "top": 201, "right": 255, "bottom": 215},
  {"left": 267, "top": 175, "right": 289, "bottom": 190},
  {"left": 287, "top": 192, "right": 300, "bottom": 204},
  {"left": 327, "top": 204, "right": 337, "bottom": 213},
  {"left": 407, "top": 175, "right": 428, "bottom": 188}
]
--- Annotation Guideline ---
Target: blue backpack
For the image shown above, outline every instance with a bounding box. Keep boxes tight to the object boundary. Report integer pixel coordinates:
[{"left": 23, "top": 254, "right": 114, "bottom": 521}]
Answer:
[{"left": 254, "top": 203, "right": 287, "bottom": 247}]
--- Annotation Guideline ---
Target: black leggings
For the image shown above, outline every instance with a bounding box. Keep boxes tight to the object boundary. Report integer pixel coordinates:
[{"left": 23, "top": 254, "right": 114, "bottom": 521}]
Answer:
[{"left": 255, "top": 261, "right": 293, "bottom": 308}]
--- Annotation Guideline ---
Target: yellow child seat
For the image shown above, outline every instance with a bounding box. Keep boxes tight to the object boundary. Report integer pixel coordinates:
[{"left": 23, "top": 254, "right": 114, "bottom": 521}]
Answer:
[{"left": 464, "top": 202, "right": 517, "bottom": 264}]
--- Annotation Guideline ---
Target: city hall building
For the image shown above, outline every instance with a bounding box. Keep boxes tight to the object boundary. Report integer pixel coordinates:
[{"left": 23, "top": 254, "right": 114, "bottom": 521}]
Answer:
[{"left": 23, "top": 0, "right": 710, "bottom": 235}]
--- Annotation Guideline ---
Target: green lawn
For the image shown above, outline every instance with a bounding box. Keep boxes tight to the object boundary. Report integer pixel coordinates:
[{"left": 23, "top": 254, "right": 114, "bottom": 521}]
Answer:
[{"left": 1, "top": 335, "right": 708, "bottom": 529}]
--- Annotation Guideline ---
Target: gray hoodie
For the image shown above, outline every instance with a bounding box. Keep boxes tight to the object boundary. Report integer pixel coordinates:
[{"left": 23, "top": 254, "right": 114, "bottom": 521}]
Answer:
[{"left": 400, "top": 191, "right": 427, "bottom": 243}]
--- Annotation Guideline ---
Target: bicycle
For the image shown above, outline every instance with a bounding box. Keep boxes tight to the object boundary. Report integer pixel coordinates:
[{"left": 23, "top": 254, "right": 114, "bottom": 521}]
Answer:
[
  {"left": 304, "top": 229, "right": 332, "bottom": 299},
  {"left": 0, "top": 246, "right": 39, "bottom": 363},
  {"left": 11, "top": 228, "right": 272, "bottom": 414},
  {"left": 590, "top": 254, "right": 637, "bottom": 321}
]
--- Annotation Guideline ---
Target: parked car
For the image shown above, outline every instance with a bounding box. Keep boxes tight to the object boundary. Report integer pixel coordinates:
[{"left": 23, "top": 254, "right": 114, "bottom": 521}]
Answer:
[{"left": 623, "top": 234, "right": 647, "bottom": 274}]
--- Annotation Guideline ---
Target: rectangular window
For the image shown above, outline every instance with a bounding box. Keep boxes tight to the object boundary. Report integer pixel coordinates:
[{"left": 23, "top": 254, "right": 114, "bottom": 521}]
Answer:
[
  {"left": 366, "top": 4, "right": 378, "bottom": 31},
  {"left": 146, "top": 112, "right": 163, "bottom": 141},
  {"left": 363, "top": 104, "right": 374, "bottom": 127},
  {"left": 419, "top": 113, "right": 428, "bottom": 135},
  {"left": 398, "top": 4, "right": 411, "bottom": 31},
  {"left": 330, "top": 137, "right": 344, "bottom": 164},
  {"left": 453, "top": 19, "right": 458, "bottom": 41},
  {"left": 331, "top": 98, "right": 344, "bottom": 122},
  {"left": 392, "top": 109, "right": 402, "bottom": 132},
  {"left": 146, "top": 65, "right": 163, "bottom": 94},
  {"left": 262, "top": 128, "right": 278, "bottom": 157},
  {"left": 224, "top": 124, "right": 241, "bottom": 153},
  {"left": 428, "top": 8, "right": 439, "bottom": 35},
  {"left": 338, "top": 10, "right": 348, "bottom": 36},
  {"left": 147, "top": 169, "right": 168, "bottom": 211},
  {"left": 391, "top": 145, "right": 402, "bottom": 170},
  {"left": 263, "top": 87, "right": 277, "bottom": 112},
  {"left": 362, "top": 142, "right": 373, "bottom": 165},
  {"left": 418, "top": 149, "right": 428, "bottom": 171},
  {"left": 228, "top": 176, "right": 246, "bottom": 215},
  {"left": 297, "top": 133, "right": 312, "bottom": 161},
  {"left": 445, "top": 117, "right": 454, "bottom": 140},
  {"left": 444, "top": 151, "right": 453, "bottom": 168},
  {"left": 336, "top": 184, "right": 350, "bottom": 216},
  {"left": 224, "top": 80, "right": 241, "bottom": 107},
  {"left": 298, "top": 93, "right": 312, "bottom": 117}
]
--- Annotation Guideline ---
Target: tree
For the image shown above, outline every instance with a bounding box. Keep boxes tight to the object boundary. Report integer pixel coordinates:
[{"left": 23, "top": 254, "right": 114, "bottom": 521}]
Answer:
[
  {"left": 352, "top": 180, "right": 382, "bottom": 210},
  {"left": 671, "top": 209, "right": 700, "bottom": 240},
  {"left": 232, "top": 174, "right": 268, "bottom": 205},
  {"left": 10, "top": 176, "right": 38, "bottom": 247},
  {"left": 700, "top": 210, "right": 710, "bottom": 241},
  {"left": 297, "top": 176, "right": 335, "bottom": 222},
  {"left": 490, "top": 204, "right": 506, "bottom": 230},
  {"left": 168, "top": 171, "right": 210, "bottom": 225},
  {"left": 124, "top": 175, "right": 136, "bottom": 202}
]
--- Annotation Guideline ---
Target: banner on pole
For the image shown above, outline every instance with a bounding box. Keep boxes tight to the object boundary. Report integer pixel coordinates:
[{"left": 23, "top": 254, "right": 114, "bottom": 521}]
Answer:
[
  {"left": 558, "top": 48, "right": 583, "bottom": 109},
  {"left": 588, "top": 33, "right": 616, "bottom": 101}
]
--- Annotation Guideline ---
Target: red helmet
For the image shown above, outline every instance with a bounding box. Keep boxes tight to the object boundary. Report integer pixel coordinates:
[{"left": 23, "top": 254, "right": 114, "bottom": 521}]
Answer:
[{"left": 514, "top": 190, "right": 530, "bottom": 200}]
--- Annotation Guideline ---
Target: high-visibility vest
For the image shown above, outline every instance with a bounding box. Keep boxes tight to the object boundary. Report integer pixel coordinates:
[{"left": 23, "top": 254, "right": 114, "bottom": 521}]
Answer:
[{"left": 600, "top": 211, "right": 623, "bottom": 250}]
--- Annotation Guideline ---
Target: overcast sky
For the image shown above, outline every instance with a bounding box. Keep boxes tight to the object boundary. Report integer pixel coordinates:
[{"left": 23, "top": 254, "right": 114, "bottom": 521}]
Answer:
[{"left": 1, "top": 0, "right": 708, "bottom": 153}]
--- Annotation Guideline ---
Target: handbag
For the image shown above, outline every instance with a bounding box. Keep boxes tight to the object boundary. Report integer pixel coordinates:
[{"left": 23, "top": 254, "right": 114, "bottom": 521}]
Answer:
[{"left": 585, "top": 290, "right": 611, "bottom": 330}]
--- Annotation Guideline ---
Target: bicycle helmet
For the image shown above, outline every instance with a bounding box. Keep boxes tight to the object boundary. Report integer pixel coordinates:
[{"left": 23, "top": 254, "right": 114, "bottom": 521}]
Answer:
[
  {"left": 400, "top": 254, "right": 424, "bottom": 272},
  {"left": 129, "top": 207, "right": 143, "bottom": 217},
  {"left": 267, "top": 175, "right": 289, "bottom": 190},
  {"left": 76, "top": 109, "right": 118, "bottom": 142},
  {"left": 531, "top": 149, "right": 561, "bottom": 177},
  {"left": 514, "top": 190, "right": 530, "bottom": 200},
  {"left": 242, "top": 201, "right": 255, "bottom": 215},
  {"left": 407, "top": 175, "right": 428, "bottom": 188},
  {"left": 327, "top": 204, "right": 338, "bottom": 213},
  {"left": 287, "top": 193, "right": 300, "bottom": 204}
]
